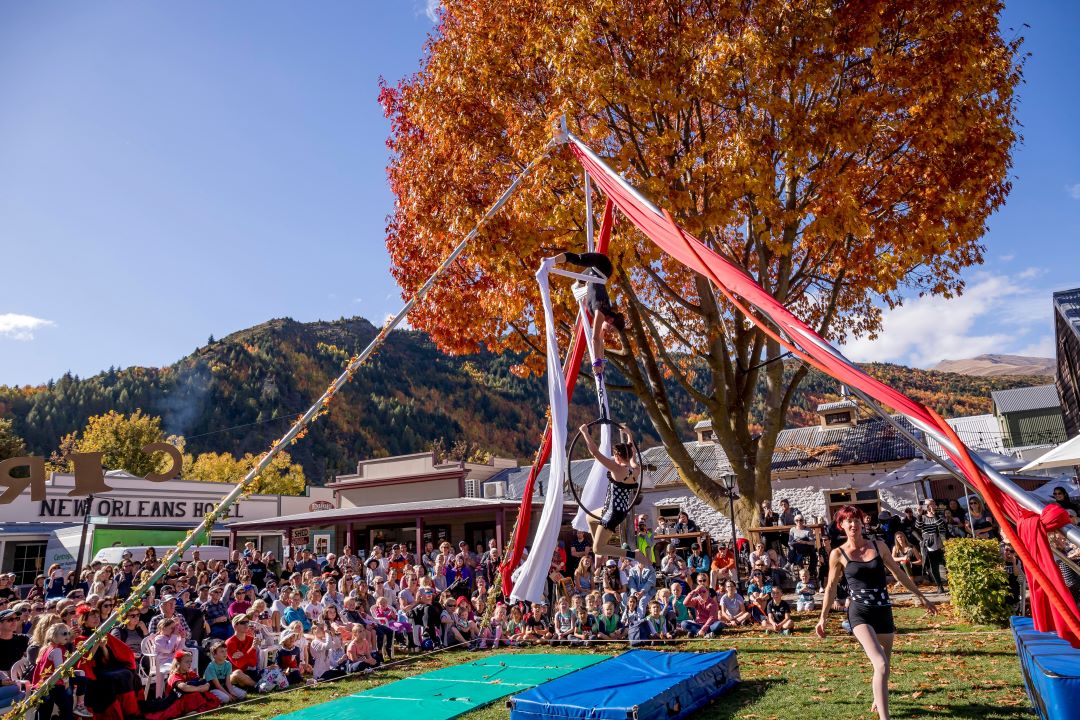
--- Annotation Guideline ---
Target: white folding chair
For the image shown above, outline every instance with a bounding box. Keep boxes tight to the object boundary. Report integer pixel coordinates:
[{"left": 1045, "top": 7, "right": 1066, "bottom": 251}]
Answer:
[{"left": 7, "top": 659, "right": 34, "bottom": 720}]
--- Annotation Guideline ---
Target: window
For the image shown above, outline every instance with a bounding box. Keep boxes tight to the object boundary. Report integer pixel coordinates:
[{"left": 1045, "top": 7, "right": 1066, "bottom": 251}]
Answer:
[
  {"left": 12, "top": 542, "right": 46, "bottom": 585},
  {"left": 656, "top": 506, "right": 682, "bottom": 520},
  {"left": 825, "top": 412, "right": 852, "bottom": 425},
  {"left": 825, "top": 489, "right": 880, "bottom": 522}
]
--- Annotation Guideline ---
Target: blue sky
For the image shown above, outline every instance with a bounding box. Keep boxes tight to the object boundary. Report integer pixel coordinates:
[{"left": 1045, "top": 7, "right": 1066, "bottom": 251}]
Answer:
[{"left": 1, "top": 1, "right": 1077, "bottom": 386}]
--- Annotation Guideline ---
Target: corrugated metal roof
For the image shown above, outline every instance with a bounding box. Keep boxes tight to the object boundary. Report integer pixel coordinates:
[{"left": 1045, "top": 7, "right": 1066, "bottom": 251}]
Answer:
[
  {"left": 991, "top": 384, "right": 1061, "bottom": 414},
  {"left": 770, "top": 416, "right": 922, "bottom": 470},
  {"left": 504, "top": 416, "right": 922, "bottom": 499},
  {"left": 1054, "top": 287, "right": 1080, "bottom": 339},
  {"left": 816, "top": 400, "right": 857, "bottom": 413},
  {"left": 923, "top": 414, "right": 1008, "bottom": 456}
]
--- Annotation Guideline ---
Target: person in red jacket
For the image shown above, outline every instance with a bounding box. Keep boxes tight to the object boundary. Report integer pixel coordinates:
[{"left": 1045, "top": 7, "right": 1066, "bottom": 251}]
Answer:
[{"left": 75, "top": 604, "right": 140, "bottom": 719}]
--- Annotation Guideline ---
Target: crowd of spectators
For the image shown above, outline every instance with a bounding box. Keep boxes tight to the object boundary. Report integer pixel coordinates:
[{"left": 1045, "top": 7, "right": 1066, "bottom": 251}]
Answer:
[{"left": 1, "top": 487, "right": 1074, "bottom": 718}]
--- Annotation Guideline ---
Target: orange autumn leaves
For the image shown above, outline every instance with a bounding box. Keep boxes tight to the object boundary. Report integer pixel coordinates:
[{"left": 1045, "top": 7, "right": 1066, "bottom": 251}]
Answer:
[{"left": 381, "top": 0, "right": 1021, "bottom": 510}]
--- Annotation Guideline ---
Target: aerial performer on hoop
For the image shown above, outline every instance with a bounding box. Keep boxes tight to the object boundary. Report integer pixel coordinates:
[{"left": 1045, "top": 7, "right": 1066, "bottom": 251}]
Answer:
[{"left": 576, "top": 422, "right": 640, "bottom": 558}]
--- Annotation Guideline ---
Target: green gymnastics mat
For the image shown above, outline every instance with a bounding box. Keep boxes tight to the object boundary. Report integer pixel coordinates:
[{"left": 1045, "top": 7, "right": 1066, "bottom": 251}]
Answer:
[{"left": 279, "top": 653, "right": 612, "bottom": 720}]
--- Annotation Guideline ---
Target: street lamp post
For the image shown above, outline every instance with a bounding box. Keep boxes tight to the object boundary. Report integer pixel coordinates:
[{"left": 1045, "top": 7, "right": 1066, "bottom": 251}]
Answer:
[{"left": 720, "top": 473, "right": 740, "bottom": 591}]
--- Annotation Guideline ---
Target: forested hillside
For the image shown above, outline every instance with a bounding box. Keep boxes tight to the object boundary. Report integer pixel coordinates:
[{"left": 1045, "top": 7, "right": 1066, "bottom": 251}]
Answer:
[{"left": 0, "top": 316, "right": 1048, "bottom": 483}]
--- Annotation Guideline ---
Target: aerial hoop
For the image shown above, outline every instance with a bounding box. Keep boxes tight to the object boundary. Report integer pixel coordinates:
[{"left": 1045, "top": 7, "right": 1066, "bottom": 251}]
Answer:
[{"left": 565, "top": 417, "right": 643, "bottom": 523}]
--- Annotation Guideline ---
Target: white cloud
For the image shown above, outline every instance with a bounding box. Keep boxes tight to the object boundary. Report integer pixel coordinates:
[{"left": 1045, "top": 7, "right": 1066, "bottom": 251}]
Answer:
[
  {"left": 1067, "top": 183, "right": 1080, "bottom": 199},
  {"left": 999, "top": 253, "right": 1015, "bottom": 262},
  {"left": 1017, "top": 267, "right": 1042, "bottom": 280},
  {"left": 421, "top": 0, "right": 441, "bottom": 22},
  {"left": 841, "top": 270, "right": 1054, "bottom": 368},
  {"left": 0, "top": 313, "right": 55, "bottom": 341}
]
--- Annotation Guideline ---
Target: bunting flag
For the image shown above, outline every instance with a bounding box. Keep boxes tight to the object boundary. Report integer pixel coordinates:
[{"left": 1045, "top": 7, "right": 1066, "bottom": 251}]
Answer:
[{"left": 563, "top": 133, "right": 1080, "bottom": 647}]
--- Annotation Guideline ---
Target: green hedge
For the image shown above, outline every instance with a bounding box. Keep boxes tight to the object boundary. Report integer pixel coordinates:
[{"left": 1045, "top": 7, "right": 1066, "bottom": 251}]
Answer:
[{"left": 943, "top": 538, "right": 1011, "bottom": 626}]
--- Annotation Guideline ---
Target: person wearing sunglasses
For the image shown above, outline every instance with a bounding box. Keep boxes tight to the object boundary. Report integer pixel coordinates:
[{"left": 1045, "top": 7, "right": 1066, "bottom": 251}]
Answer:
[
  {"left": 31, "top": 622, "right": 90, "bottom": 718},
  {"left": 0, "top": 609, "right": 29, "bottom": 699}
]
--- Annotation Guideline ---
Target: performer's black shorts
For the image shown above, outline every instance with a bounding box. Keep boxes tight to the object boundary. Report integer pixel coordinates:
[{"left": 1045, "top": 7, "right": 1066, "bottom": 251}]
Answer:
[
  {"left": 848, "top": 602, "right": 895, "bottom": 635},
  {"left": 601, "top": 508, "right": 628, "bottom": 532}
]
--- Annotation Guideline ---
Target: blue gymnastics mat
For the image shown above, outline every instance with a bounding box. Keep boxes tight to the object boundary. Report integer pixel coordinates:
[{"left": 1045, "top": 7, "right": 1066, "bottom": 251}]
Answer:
[
  {"left": 1011, "top": 616, "right": 1080, "bottom": 720},
  {"left": 508, "top": 649, "right": 739, "bottom": 720}
]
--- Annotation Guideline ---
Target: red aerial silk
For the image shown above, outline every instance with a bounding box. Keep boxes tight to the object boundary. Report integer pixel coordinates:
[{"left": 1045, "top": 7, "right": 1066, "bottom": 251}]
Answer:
[
  {"left": 561, "top": 137, "right": 1080, "bottom": 646},
  {"left": 1018, "top": 504, "right": 1079, "bottom": 642},
  {"left": 500, "top": 199, "right": 614, "bottom": 597}
]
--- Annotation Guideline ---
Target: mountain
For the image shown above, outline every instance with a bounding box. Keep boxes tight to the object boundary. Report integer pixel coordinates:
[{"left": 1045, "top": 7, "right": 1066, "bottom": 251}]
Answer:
[
  {"left": 0, "top": 317, "right": 1047, "bottom": 483},
  {"left": 931, "top": 354, "right": 1056, "bottom": 378},
  {"left": 0, "top": 317, "right": 692, "bottom": 483}
]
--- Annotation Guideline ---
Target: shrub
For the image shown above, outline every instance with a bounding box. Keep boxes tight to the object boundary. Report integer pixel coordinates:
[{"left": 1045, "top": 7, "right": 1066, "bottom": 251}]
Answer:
[{"left": 943, "top": 538, "right": 1011, "bottom": 626}]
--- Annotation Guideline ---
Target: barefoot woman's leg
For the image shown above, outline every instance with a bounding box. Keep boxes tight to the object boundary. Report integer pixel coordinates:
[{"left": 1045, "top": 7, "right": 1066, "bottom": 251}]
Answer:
[{"left": 852, "top": 624, "right": 890, "bottom": 720}]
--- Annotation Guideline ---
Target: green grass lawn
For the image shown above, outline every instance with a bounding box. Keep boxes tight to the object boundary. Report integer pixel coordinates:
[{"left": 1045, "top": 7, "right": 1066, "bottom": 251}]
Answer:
[{"left": 201, "top": 605, "right": 1032, "bottom": 720}]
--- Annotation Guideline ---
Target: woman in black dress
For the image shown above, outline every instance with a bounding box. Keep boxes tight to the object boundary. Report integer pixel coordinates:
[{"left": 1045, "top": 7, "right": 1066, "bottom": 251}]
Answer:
[{"left": 817, "top": 505, "right": 937, "bottom": 720}]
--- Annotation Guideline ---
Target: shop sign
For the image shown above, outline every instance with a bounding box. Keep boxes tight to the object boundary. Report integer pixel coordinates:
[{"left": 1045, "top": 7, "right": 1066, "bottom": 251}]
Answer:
[
  {"left": 291, "top": 527, "right": 310, "bottom": 546},
  {"left": 0, "top": 443, "right": 183, "bottom": 504},
  {"left": 309, "top": 500, "right": 334, "bottom": 512}
]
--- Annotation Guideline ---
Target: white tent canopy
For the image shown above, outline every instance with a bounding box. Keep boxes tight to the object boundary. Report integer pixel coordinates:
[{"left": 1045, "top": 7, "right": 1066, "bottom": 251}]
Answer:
[
  {"left": 872, "top": 448, "right": 1027, "bottom": 490},
  {"left": 1020, "top": 434, "right": 1080, "bottom": 472}
]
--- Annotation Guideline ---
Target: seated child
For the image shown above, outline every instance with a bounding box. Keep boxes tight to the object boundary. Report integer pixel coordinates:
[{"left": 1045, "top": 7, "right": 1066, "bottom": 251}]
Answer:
[
  {"left": 552, "top": 598, "right": 575, "bottom": 644},
  {"left": 762, "top": 587, "right": 794, "bottom": 635},
  {"left": 204, "top": 641, "right": 247, "bottom": 703},
  {"left": 167, "top": 650, "right": 221, "bottom": 715},
  {"left": 794, "top": 568, "right": 817, "bottom": 612},
  {"left": 343, "top": 624, "right": 379, "bottom": 673}
]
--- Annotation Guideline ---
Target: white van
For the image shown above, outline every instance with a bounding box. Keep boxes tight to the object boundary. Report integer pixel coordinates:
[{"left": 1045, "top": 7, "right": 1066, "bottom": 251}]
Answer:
[{"left": 92, "top": 545, "right": 231, "bottom": 566}]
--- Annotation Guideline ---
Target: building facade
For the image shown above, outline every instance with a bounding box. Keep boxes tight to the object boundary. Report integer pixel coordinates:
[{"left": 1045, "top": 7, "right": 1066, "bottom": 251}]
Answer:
[
  {"left": 990, "top": 384, "right": 1068, "bottom": 448},
  {"left": 226, "top": 452, "right": 574, "bottom": 561},
  {"left": 1055, "top": 287, "right": 1080, "bottom": 438},
  {"left": 0, "top": 471, "right": 334, "bottom": 583}
]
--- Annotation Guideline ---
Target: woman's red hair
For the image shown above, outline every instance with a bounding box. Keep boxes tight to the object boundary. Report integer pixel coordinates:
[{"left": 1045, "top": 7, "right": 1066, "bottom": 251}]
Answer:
[{"left": 833, "top": 505, "right": 867, "bottom": 526}]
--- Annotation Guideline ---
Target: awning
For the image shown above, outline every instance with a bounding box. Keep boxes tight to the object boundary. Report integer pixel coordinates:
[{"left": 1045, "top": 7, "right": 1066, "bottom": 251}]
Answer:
[
  {"left": 1021, "top": 435, "right": 1080, "bottom": 473},
  {"left": 873, "top": 449, "right": 1027, "bottom": 489}
]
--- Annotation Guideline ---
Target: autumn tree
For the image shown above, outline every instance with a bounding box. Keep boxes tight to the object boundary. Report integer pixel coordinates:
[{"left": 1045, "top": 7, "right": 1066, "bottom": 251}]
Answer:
[
  {"left": 381, "top": 0, "right": 1022, "bottom": 526},
  {"left": 0, "top": 418, "right": 26, "bottom": 462},
  {"left": 184, "top": 451, "right": 305, "bottom": 496},
  {"left": 52, "top": 410, "right": 177, "bottom": 476}
]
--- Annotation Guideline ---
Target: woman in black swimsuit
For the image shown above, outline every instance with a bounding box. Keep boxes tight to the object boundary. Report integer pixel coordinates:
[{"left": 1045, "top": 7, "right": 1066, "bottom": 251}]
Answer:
[
  {"left": 578, "top": 423, "right": 640, "bottom": 557},
  {"left": 816, "top": 505, "right": 937, "bottom": 720}
]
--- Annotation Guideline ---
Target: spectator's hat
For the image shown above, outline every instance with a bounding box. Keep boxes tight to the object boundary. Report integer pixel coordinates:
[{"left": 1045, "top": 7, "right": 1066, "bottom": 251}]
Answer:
[
  {"left": 231, "top": 614, "right": 250, "bottom": 627},
  {"left": 242, "top": 584, "right": 256, "bottom": 592},
  {"left": 198, "top": 584, "right": 210, "bottom": 591},
  {"left": 173, "top": 650, "right": 190, "bottom": 660},
  {"left": 122, "top": 550, "right": 133, "bottom": 559},
  {"left": 280, "top": 630, "right": 297, "bottom": 643},
  {"left": 534, "top": 599, "right": 547, "bottom": 607},
  {"left": 75, "top": 604, "right": 93, "bottom": 617},
  {"left": 366, "top": 558, "right": 379, "bottom": 568},
  {"left": 878, "top": 510, "right": 891, "bottom": 519},
  {"left": 794, "top": 513, "right": 804, "bottom": 521},
  {"left": 605, "top": 559, "right": 617, "bottom": 567},
  {"left": 458, "top": 541, "right": 468, "bottom": 547},
  {"left": 209, "top": 585, "right": 223, "bottom": 595},
  {"left": 455, "top": 596, "right": 470, "bottom": 607},
  {"left": 0, "top": 609, "right": 15, "bottom": 620},
  {"left": 160, "top": 594, "right": 177, "bottom": 604}
]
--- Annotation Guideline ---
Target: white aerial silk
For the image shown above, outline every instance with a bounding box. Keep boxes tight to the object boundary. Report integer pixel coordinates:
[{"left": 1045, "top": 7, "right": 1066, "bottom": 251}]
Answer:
[
  {"left": 572, "top": 301, "right": 613, "bottom": 533},
  {"left": 511, "top": 258, "right": 569, "bottom": 603}
]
